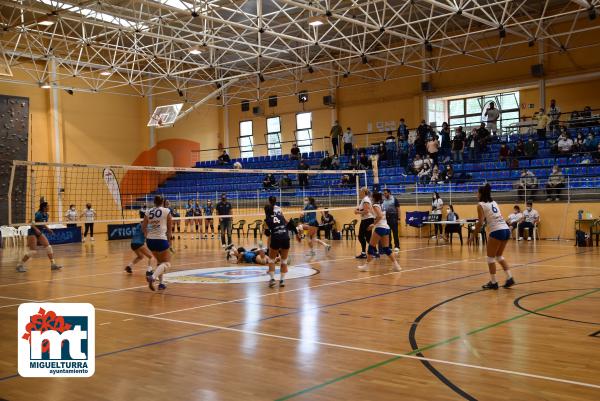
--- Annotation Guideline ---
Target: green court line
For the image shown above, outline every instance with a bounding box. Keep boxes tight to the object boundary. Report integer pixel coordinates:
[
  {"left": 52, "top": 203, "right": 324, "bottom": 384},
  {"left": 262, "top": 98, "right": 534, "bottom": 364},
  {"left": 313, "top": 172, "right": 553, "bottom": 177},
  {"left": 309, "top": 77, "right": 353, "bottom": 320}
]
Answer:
[{"left": 275, "top": 288, "right": 600, "bottom": 401}]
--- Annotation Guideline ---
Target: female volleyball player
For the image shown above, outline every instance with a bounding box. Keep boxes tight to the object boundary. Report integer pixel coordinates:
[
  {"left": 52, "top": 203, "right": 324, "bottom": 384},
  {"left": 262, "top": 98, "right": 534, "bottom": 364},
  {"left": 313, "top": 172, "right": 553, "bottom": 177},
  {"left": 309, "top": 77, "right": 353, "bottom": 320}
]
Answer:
[
  {"left": 468, "top": 183, "right": 515, "bottom": 289},
  {"left": 302, "top": 197, "right": 330, "bottom": 256},
  {"left": 357, "top": 192, "right": 401, "bottom": 272},
  {"left": 193, "top": 200, "right": 203, "bottom": 239},
  {"left": 124, "top": 222, "right": 154, "bottom": 274},
  {"left": 165, "top": 200, "right": 181, "bottom": 239},
  {"left": 143, "top": 195, "right": 173, "bottom": 291},
  {"left": 16, "top": 201, "right": 62, "bottom": 272},
  {"left": 184, "top": 199, "right": 194, "bottom": 237},
  {"left": 81, "top": 203, "right": 96, "bottom": 242},
  {"left": 203, "top": 199, "right": 215, "bottom": 238},
  {"left": 264, "top": 201, "right": 301, "bottom": 288},
  {"left": 355, "top": 187, "right": 374, "bottom": 259},
  {"left": 226, "top": 245, "right": 272, "bottom": 265}
]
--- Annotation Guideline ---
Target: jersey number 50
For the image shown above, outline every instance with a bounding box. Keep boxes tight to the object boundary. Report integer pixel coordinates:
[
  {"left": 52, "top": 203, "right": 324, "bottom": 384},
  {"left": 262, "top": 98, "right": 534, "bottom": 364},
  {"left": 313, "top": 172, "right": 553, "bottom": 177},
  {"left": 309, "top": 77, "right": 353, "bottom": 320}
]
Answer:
[{"left": 148, "top": 209, "right": 162, "bottom": 219}]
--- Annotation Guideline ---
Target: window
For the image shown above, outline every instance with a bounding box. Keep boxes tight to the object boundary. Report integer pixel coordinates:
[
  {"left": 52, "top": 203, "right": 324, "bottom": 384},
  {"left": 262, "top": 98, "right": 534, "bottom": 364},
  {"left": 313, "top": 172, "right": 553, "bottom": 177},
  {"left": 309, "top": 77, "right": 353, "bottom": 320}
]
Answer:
[
  {"left": 427, "top": 99, "right": 445, "bottom": 130},
  {"left": 296, "top": 112, "right": 312, "bottom": 153},
  {"left": 266, "top": 117, "right": 282, "bottom": 156},
  {"left": 239, "top": 120, "right": 254, "bottom": 158},
  {"left": 447, "top": 91, "right": 520, "bottom": 135}
]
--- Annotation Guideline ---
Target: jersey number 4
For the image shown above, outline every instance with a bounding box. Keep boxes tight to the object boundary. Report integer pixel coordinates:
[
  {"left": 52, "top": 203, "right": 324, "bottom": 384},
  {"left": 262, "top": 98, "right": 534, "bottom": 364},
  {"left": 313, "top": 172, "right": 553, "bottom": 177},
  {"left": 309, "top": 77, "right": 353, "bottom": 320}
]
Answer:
[{"left": 272, "top": 216, "right": 280, "bottom": 224}]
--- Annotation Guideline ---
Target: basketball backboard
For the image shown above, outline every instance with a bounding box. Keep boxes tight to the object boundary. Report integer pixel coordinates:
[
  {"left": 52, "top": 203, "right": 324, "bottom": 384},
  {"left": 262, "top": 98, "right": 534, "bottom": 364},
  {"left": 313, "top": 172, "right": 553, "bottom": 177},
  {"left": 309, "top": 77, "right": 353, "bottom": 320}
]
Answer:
[{"left": 147, "top": 103, "right": 183, "bottom": 127}]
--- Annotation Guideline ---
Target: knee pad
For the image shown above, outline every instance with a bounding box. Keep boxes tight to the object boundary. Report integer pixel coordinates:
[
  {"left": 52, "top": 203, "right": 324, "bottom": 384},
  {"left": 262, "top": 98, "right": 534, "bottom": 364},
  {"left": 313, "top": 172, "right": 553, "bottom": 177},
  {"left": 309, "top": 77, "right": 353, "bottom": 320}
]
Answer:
[
  {"left": 487, "top": 256, "right": 496, "bottom": 264},
  {"left": 382, "top": 247, "right": 392, "bottom": 256},
  {"left": 24, "top": 249, "right": 37, "bottom": 258},
  {"left": 496, "top": 256, "right": 505, "bottom": 262},
  {"left": 46, "top": 245, "right": 53, "bottom": 255},
  {"left": 368, "top": 245, "right": 378, "bottom": 256},
  {"left": 280, "top": 258, "right": 288, "bottom": 265}
]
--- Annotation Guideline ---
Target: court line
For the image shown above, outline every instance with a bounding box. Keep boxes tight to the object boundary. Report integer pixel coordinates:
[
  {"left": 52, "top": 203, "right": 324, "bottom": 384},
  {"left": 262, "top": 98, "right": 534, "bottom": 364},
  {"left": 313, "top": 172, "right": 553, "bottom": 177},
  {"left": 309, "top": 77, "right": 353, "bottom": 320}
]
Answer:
[{"left": 90, "top": 289, "right": 600, "bottom": 395}]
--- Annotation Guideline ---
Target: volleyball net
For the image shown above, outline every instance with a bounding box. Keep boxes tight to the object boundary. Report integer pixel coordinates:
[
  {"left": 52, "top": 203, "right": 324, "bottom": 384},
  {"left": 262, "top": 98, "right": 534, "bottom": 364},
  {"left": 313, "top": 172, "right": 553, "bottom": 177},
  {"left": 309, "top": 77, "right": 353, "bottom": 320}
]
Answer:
[{"left": 8, "top": 161, "right": 368, "bottom": 227}]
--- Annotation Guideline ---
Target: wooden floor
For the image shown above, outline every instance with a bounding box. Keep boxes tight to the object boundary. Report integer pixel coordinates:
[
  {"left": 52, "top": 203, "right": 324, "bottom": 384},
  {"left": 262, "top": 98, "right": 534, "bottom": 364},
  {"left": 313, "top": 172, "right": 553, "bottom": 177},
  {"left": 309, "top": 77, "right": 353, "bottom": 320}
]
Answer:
[{"left": 0, "top": 235, "right": 599, "bottom": 401}]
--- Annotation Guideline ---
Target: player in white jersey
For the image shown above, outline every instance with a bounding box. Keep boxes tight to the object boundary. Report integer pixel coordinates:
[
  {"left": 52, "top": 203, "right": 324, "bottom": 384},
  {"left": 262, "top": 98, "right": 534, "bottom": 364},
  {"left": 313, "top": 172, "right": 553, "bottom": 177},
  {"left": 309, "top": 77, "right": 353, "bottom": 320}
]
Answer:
[
  {"left": 357, "top": 192, "right": 401, "bottom": 272},
  {"left": 355, "top": 187, "right": 375, "bottom": 259},
  {"left": 80, "top": 203, "right": 96, "bottom": 242},
  {"left": 469, "top": 184, "right": 515, "bottom": 290},
  {"left": 142, "top": 195, "right": 173, "bottom": 291}
]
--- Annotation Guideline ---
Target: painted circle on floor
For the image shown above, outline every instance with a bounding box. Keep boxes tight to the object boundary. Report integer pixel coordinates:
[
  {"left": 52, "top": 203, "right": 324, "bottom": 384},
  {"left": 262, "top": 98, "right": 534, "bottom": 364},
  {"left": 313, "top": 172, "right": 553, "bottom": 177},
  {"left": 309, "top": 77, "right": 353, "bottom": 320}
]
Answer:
[{"left": 163, "top": 264, "right": 318, "bottom": 284}]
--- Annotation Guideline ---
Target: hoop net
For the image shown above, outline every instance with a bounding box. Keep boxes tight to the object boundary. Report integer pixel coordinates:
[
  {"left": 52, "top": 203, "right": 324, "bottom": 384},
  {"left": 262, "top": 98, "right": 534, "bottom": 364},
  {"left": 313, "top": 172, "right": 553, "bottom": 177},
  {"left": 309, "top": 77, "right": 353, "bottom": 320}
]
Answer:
[{"left": 8, "top": 161, "right": 367, "bottom": 227}]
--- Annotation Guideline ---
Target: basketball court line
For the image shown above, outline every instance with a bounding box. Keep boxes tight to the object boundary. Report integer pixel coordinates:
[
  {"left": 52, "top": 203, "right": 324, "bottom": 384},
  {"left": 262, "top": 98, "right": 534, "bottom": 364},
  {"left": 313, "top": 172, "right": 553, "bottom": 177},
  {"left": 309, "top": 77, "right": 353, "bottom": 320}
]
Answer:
[{"left": 90, "top": 288, "right": 600, "bottom": 394}]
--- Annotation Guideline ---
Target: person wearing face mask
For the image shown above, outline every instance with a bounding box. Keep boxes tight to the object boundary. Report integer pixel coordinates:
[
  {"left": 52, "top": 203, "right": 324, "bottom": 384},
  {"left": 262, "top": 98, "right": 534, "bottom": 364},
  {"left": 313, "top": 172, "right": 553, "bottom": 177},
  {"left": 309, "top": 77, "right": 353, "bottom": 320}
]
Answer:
[
  {"left": 65, "top": 204, "right": 78, "bottom": 228},
  {"left": 584, "top": 132, "right": 599, "bottom": 152},
  {"left": 355, "top": 187, "right": 375, "bottom": 259},
  {"left": 430, "top": 192, "right": 444, "bottom": 238},
  {"left": 216, "top": 194, "right": 233, "bottom": 247},
  {"left": 557, "top": 133, "right": 573, "bottom": 154},
  {"left": 518, "top": 201, "right": 539, "bottom": 241},
  {"left": 80, "top": 203, "right": 96, "bottom": 242},
  {"left": 506, "top": 205, "right": 523, "bottom": 237},
  {"left": 535, "top": 108, "right": 550, "bottom": 139},
  {"left": 342, "top": 127, "right": 354, "bottom": 156},
  {"left": 442, "top": 204, "right": 462, "bottom": 244},
  {"left": 546, "top": 165, "right": 565, "bottom": 201}
]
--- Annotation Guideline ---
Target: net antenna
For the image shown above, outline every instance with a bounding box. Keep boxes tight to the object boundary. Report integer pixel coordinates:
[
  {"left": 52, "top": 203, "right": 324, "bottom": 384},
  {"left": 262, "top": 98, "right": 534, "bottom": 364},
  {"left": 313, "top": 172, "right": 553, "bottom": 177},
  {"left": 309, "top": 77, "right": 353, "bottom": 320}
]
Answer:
[{"left": 147, "top": 103, "right": 183, "bottom": 128}]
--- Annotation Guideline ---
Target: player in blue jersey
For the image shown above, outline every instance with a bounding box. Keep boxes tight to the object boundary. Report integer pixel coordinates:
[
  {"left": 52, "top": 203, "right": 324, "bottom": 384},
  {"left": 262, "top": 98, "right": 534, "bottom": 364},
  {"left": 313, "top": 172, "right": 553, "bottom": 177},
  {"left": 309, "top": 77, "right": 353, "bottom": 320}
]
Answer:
[
  {"left": 301, "top": 197, "right": 331, "bottom": 257},
  {"left": 184, "top": 199, "right": 194, "bottom": 237},
  {"left": 165, "top": 199, "right": 181, "bottom": 239},
  {"left": 16, "top": 202, "right": 62, "bottom": 272},
  {"left": 124, "top": 222, "right": 155, "bottom": 274},
  {"left": 264, "top": 201, "right": 301, "bottom": 288},
  {"left": 203, "top": 199, "right": 215, "bottom": 238}
]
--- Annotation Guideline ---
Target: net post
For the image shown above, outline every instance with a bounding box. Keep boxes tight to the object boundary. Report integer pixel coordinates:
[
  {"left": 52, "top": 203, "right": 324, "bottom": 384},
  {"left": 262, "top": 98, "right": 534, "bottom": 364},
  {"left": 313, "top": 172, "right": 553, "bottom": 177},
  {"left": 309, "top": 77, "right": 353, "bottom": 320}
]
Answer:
[
  {"left": 30, "top": 166, "right": 36, "bottom": 224},
  {"left": 7, "top": 162, "right": 16, "bottom": 225},
  {"left": 355, "top": 174, "right": 359, "bottom": 205}
]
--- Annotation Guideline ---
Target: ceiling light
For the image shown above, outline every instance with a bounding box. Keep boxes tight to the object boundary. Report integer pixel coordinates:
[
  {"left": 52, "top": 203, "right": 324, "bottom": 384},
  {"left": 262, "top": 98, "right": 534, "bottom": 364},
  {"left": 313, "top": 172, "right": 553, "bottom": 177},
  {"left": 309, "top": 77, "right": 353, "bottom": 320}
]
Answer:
[
  {"left": 38, "top": 19, "right": 55, "bottom": 27},
  {"left": 308, "top": 15, "right": 327, "bottom": 27},
  {"left": 39, "top": 82, "right": 51, "bottom": 89},
  {"left": 188, "top": 45, "right": 205, "bottom": 55},
  {"left": 99, "top": 70, "right": 112, "bottom": 76}
]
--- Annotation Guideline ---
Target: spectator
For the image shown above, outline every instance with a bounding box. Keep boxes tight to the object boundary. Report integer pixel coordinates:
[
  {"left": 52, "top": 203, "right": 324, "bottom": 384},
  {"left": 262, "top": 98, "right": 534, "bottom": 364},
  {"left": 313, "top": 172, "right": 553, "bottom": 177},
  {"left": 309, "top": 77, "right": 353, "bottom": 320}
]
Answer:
[
  {"left": 298, "top": 159, "right": 309, "bottom": 187},
  {"left": 418, "top": 164, "right": 432, "bottom": 184},
  {"left": 513, "top": 139, "right": 525, "bottom": 159},
  {"left": 341, "top": 173, "right": 352, "bottom": 186},
  {"left": 535, "top": 108, "right": 550, "bottom": 139},
  {"left": 466, "top": 129, "right": 478, "bottom": 161},
  {"left": 216, "top": 194, "right": 233, "bottom": 247},
  {"left": 573, "top": 132, "right": 585, "bottom": 153},
  {"left": 358, "top": 151, "right": 371, "bottom": 169},
  {"left": 423, "top": 154, "right": 434, "bottom": 170},
  {"left": 426, "top": 135, "right": 440, "bottom": 164},
  {"left": 218, "top": 150, "right": 231, "bottom": 165},
  {"left": 506, "top": 205, "right": 523, "bottom": 236},
  {"left": 439, "top": 122, "right": 451, "bottom": 158},
  {"left": 397, "top": 118, "right": 408, "bottom": 137},
  {"left": 584, "top": 132, "right": 600, "bottom": 151},
  {"left": 524, "top": 137, "right": 539, "bottom": 160},
  {"left": 382, "top": 188, "right": 400, "bottom": 251},
  {"left": 441, "top": 164, "right": 455, "bottom": 183},
  {"left": 451, "top": 129, "right": 465, "bottom": 164},
  {"left": 320, "top": 151, "right": 333, "bottom": 169},
  {"left": 546, "top": 165, "right": 565, "bottom": 201},
  {"left": 279, "top": 174, "right": 292, "bottom": 188},
  {"left": 476, "top": 123, "right": 490, "bottom": 153},
  {"left": 415, "top": 120, "right": 429, "bottom": 156},
  {"left": 430, "top": 165, "right": 441, "bottom": 184},
  {"left": 518, "top": 201, "right": 540, "bottom": 241},
  {"left": 442, "top": 204, "right": 461, "bottom": 242},
  {"left": 397, "top": 134, "right": 409, "bottom": 167},
  {"left": 330, "top": 120, "right": 342, "bottom": 155},
  {"left": 342, "top": 127, "right": 354, "bottom": 156},
  {"left": 233, "top": 161, "right": 242, "bottom": 169},
  {"left": 499, "top": 143, "right": 510, "bottom": 162},
  {"left": 431, "top": 192, "right": 444, "bottom": 238},
  {"left": 581, "top": 105, "right": 592, "bottom": 118},
  {"left": 593, "top": 143, "right": 600, "bottom": 162},
  {"left": 412, "top": 154, "right": 424, "bottom": 174},
  {"left": 484, "top": 102, "right": 500, "bottom": 135},
  {"left": 290, "top": 143, "right": 300, "bottom": 160},
  {"left": 417, "top": 119, "right": 430, "bottom": 138},
  {"left": 263, "top": 173, "right": 277, "bottom": 189},
  {"left": 318, "top": 209, "right": 335, "bottom": 240},
  {"left": 517, "top": 169, "right": 538, "bottom": 201},
  {"left": 385, "top": 131, "right": 396, "bottom": 161},
  {"left": 548, "top": 99, "right": 561, "bottom": 133},
  {"left": 348, "top": 154, "right": 358, "bottom": 169},
  {"left": 331, "top": 154, "right": 340, "bottom": 169},
  {"left": 557, "top": 133, "right": 574, "bottom": 154},
  {"left": 377, "top": 142, "right": 387, "bottom": 161}
]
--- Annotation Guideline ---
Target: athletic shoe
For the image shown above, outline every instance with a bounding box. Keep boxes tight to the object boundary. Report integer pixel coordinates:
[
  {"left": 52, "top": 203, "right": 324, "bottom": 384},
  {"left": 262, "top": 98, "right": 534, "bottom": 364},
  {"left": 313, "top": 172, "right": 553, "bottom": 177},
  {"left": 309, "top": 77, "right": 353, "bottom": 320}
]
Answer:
[
  {"left": 268, "top": 278, "right": 276, "bottom": 288},
  {"left": 147, "top": 275, "right": 156, "bottom": 291},
  {"left": 325, "top": 244, "right": 331, "bottom": 252},
  {"left": 50, "top": 263, "right": 62, "bottom": 271},
  {"left": 482, "top": 281, "right": 499, "bottom": 290},
  {"left": 545, "top": 197, "right": 551, "bottom": 201},
  {"left": 393, "top": 247, "right": 400, "bottom": 253},
  {"left": 124, "top": 266, "right": 132, "bottom": 274},
  {"left": 225, "top": 244, "right": 235, "bottom": 251},
  {"left": 554, "top": 198, "right": 560, "bottom": 202},
  {"left": 503, "top": 277, "right": 515, "bottom": 288},
  {"left": 16, "top": 264, "right": 26, "bottom": 273},
  {"left": 355, "top": 253, "right": 367, "bottom": 259},
  {"left": 374, "top": 253, "right": 380, "bottom": 259},
  {"left": 211, "top": 234, "right": 215, "bottom": 239},
  {"left": 221, "top": 244, "right": 227, "bottom": 249},
  {"left": 204, "top": 234, "right": 208, "bottom": 239},
  {"left": 158, "top": 283, "right": 167, "bottom": 290},
  {"left": 518, "top": 237, "right": 524, "bottom": 241},
  {"left": 392, "top": 262, "right": 402, "bottom": 272},
  {"left": 279, "top": 280, "right": 285, "bottom": 288},
  {"left": 82, "top": 238, "right": 86, "bottom": 243},
  {"left": 357, "top": 265, "right": 369, "bottom": 272},
  {"left": 527, "top": 237, "right": 532, "bottom": 241},
  {"left": 91, "top": 237, "right": 95, "bottom": 241}
]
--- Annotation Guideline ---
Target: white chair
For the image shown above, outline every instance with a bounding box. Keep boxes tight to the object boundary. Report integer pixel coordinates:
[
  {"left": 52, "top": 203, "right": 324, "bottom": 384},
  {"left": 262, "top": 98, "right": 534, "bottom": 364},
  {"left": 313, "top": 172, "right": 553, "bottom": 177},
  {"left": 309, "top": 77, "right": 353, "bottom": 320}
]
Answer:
[
  {"left": 18, "top": 226, "right": 31, "bottom": 244},
  {"left": 0, "top": 226, "right": 18, "bottom": 247}
]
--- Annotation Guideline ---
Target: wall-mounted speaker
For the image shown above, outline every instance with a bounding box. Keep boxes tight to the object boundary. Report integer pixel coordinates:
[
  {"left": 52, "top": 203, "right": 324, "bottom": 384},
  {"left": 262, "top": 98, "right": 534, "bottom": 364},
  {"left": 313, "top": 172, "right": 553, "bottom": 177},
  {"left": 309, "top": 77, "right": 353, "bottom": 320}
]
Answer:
[
  {"left": 421, "top": 81, "right": 433, "bottom": 92},
  {"left": 323, "top": 95, "right": 335, "bottom": 106},
  {"left": 252, "top": 106, "right": 263, "bottom": 116},
  {"left": 531, "top": 64, "right": 544, "bottom": 78},
  {"left": 241, "top": 100, "right": 250, "bottom": 112},
  {"left": 268, "top": 95, "right": 277, "bottom": 107}
]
